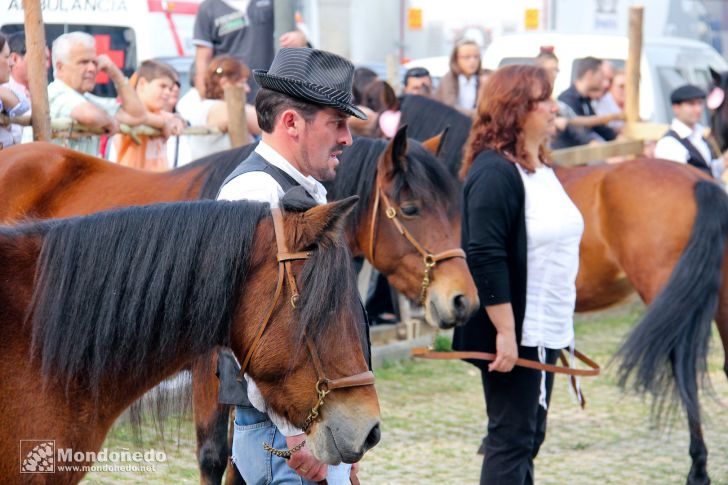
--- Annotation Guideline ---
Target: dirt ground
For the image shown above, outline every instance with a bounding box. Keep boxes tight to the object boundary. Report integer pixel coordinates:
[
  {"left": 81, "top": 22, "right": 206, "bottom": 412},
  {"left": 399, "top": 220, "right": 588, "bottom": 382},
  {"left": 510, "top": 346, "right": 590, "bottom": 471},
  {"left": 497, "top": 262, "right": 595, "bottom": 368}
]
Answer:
[{"left": 81, "top": 303, "right": 728, "bottom": 484}]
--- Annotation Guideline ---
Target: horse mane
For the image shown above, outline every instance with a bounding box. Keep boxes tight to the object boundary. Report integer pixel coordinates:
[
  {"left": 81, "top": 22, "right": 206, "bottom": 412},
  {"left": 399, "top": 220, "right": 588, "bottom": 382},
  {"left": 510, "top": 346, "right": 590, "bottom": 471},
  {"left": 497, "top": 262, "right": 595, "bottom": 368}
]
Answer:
[
  {"left": 265, "top": 187, "right": 365, "bottom": 360},
  {"left": 23, "top": 191, "right": 362, "bottom": 398},
  {"left": 399, "top": 94, "right": 473, "bottom": 176},
  {"left": 27, "top": 200, "right": 268, "bottom": 397},
  {"left": 179, "top": 142, "right": 259, "bottom": 199},
  {"left": 327, "top": 136, "right": 459, "bottom": 235}
]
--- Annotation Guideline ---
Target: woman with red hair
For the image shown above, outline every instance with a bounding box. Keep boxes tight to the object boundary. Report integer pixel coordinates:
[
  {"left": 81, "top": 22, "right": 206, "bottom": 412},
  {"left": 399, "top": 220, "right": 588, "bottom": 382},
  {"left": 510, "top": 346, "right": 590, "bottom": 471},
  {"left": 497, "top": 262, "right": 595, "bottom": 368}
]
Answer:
[
  {"left": 455, "top": 65, "right": 584, "bottom": 484},
  {"left": 183, "top": 55, "right": 260, "bottom": 160}
]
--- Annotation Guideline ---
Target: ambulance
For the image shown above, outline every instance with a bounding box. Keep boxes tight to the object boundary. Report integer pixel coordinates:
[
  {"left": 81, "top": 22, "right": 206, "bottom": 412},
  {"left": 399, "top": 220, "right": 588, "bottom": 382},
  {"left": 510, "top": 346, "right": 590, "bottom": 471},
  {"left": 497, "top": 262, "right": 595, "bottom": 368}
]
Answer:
[{"left": 0, "top": 0, "right": 202, "bottom": 95}]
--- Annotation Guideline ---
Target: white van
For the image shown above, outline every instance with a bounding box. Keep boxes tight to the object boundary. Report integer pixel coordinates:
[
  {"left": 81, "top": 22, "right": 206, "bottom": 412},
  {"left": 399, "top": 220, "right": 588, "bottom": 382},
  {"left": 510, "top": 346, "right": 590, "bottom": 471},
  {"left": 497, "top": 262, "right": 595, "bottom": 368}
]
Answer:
[
  {"left": 404, "top": 33, "right": 728, "bottom": 124},
  {"left": 0, "top": 0, "right": 201, "bottom": 96}
]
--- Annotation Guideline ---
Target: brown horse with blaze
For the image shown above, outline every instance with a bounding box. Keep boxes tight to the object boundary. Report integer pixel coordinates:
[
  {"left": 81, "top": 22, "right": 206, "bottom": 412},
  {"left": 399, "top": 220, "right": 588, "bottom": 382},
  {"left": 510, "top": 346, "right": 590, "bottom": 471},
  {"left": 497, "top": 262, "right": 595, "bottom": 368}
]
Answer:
[{"left": 0, "top": 130, "right": 476, "bottom": 484}]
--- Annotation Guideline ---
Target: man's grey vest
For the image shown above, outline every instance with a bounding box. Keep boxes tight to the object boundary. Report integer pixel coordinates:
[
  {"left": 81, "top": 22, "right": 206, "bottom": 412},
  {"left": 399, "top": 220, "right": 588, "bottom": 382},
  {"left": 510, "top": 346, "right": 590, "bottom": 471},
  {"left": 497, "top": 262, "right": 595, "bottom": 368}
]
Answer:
[
  {"left": 218, "top": 150, "right": 305, "bottom": 198},
  {"left": 216, "top": 150, "right": 308, "bottom": 406},
  {"left": 664, "top": 129, "right": 716, "bottom": 177}
]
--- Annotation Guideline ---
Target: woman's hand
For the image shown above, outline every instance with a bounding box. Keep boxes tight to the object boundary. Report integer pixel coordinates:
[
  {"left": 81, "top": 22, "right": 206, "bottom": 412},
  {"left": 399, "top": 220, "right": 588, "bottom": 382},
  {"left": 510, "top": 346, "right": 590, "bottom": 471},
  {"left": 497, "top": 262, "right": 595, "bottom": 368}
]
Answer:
[
  {"left": 484, "top": 303, "right": 518, "bottom": 372},
  {"left": 489, "top": 330, "right": 518, "bottom": 372}
]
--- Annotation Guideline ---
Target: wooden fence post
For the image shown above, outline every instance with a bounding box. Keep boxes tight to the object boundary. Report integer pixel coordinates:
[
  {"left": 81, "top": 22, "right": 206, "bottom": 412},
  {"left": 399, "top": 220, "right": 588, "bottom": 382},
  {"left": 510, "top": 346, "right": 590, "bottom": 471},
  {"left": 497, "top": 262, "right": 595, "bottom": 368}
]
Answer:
[
  {"left": 624, "top": 5, "right": 644, "bottom": 124},
  {"left": 224, "top": 85, "right": 249, "bottom": 148},
  {"left": 22, "top": 0, "right": 51, "bottom": 141}
]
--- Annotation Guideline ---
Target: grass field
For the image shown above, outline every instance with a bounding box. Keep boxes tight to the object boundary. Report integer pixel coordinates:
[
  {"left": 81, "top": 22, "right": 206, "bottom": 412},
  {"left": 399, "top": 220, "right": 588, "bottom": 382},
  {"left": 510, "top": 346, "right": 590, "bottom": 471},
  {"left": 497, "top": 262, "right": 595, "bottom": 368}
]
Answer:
[{"left": 81, "top": 302, "right": 728, "bottom": 484}]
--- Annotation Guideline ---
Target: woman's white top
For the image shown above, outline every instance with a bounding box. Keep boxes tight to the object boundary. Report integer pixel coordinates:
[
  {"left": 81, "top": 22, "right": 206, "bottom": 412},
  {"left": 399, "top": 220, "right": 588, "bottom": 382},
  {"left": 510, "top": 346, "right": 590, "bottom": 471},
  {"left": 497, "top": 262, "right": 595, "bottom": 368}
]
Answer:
[
  {"left": 457, "top": 74, "right": 478, "bottom": 110},
  {"left": 517, "top": 164, "right": 584, "bottom": 349},
  {"left": 191, "top": 99, "right": 231, "bottom": 160},
  {"left": 178, "top": 95, "right": 231, "bottom": 161}
]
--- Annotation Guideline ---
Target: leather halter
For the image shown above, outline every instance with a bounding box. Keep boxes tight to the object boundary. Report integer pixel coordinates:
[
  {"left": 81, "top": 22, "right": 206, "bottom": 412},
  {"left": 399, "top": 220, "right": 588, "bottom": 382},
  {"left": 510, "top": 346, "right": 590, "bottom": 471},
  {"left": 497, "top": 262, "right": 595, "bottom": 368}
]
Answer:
[
  {"left": 368, "top": 184, "right": 466, "bottom": 304},
  {"left": 238, "top": 208, "right": 375, "bottom": 432}
]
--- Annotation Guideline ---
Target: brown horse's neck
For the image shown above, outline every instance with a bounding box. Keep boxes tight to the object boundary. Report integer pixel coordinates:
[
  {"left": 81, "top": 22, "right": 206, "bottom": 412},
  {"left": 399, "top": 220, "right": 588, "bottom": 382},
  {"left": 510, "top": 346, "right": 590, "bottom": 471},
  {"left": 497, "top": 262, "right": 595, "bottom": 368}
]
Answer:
[
  {"left": 0, "top": 229, "right": 40, "bottom": 311},
  {"left": 95, "top": 350, "right": 207, "bottom": 422}
]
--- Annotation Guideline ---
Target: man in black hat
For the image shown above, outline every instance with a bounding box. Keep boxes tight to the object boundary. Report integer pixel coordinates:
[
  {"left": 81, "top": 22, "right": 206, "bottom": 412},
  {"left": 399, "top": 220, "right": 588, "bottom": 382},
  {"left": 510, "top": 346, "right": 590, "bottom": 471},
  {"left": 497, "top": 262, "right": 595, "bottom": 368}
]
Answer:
[
  {"left": 655, "top": 84, "right": 726, "bottom": 179},
  {"left": 216, "top": 47, "right": 366, "bottom": 485}
]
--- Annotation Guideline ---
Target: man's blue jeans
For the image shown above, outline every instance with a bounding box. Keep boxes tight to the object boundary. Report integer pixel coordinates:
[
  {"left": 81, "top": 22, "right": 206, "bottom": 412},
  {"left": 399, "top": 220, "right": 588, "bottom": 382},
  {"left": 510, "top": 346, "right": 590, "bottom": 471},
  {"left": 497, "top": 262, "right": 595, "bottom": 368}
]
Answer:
[{"left": 232, "top": 405, "right": 352, "bottom": 485}]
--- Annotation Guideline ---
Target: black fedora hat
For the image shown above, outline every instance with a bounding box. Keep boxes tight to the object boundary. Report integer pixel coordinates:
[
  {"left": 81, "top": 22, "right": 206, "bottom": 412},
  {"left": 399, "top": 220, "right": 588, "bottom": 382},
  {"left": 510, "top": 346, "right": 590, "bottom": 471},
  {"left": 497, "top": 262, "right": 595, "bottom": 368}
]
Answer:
[{"left": 254, "top": 47, "right": 367, "bottom": 120}]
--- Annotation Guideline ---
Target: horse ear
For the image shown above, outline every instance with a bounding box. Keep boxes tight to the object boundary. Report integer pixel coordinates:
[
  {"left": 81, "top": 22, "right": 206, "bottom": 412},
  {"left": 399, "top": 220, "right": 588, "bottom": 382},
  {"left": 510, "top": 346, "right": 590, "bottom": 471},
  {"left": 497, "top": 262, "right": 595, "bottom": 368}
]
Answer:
[
  {"left": 381, "top": 125, "right": 408, "bottom": 179},
  {"left": 710, "top": 67, "right": 722, "bottom": 86},
  {"left": 421, "top": 126, "right": 450, "bottom": 158},
  {"left": 296, "top": 196, "right": 359, "bottom": 248}
]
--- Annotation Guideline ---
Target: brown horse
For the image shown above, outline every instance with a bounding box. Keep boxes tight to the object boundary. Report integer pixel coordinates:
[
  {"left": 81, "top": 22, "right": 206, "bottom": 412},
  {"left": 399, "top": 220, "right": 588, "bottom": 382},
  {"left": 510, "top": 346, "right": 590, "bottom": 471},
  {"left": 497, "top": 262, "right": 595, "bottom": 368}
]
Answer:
[
  {"left": 557, "top": 160, "right": 728, "bottom": 485},
  {"left": 0, "top": 129, "right": 477, "bottom": 484},
  {"left": 0, "top": 194, "right": 380, "bottom": 484}
]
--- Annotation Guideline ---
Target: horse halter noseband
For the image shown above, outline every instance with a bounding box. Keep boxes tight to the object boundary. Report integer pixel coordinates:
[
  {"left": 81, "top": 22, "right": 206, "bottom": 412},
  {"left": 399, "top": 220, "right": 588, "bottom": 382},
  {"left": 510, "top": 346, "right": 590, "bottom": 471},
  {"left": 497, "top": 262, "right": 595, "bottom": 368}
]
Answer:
[
  {"left": 237, "top": 208, "right": 375, "bottom": 437},
  {"left": 368, "top": 183, "right": 466, "bottom": 305}
]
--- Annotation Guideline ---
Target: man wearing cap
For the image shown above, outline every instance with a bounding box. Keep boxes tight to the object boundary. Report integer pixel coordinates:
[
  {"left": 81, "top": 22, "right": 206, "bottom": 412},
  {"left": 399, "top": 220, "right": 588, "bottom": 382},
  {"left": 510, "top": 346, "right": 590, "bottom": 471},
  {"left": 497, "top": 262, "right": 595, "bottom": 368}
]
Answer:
[
  {"left": 655, "top": 84, "right": 726, "bottom": 179},
  {"left": 216, "top": 47, "right": 366, "bottom": 485}
]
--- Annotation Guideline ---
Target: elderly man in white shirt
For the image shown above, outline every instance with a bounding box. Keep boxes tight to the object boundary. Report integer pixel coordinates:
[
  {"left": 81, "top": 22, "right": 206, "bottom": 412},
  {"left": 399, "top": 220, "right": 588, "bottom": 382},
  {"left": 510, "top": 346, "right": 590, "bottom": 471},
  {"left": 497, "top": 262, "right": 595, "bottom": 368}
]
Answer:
[
  {"left": 654, "top": 84, "right": 727, "bottom": 180},
  {"left": 216, "top": 47, "right": 367, "bottom": 485},
  {"left": 47, "top": 32, "right": 145, "bottom": 157}
]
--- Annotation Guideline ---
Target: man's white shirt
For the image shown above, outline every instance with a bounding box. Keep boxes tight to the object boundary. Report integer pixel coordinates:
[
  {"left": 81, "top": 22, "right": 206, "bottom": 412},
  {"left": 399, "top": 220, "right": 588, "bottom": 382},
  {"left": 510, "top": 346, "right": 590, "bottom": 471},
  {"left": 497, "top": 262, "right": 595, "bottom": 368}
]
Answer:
[
  {"left": 654, "top": 118, "right": 725, "bottom": 179},
  {"left": 218, "top": 140, "right": 328, "bottom": 206},
  {"left": 217, "top": 140, "right": 327, "bottom": 436}
]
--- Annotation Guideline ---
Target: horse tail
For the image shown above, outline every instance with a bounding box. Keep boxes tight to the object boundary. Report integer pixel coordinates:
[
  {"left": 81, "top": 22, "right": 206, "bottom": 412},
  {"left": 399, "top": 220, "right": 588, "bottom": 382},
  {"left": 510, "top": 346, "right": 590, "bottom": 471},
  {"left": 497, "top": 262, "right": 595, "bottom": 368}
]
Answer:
[{"left": 616, "top": 180, "right": 728, "bottom": 423}]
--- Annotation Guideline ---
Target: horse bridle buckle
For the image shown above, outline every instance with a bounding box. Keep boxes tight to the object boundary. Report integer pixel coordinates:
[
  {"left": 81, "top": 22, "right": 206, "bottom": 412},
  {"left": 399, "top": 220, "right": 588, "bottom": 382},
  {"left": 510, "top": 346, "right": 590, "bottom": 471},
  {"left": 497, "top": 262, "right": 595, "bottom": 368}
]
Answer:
[{"left": 369, "top": 185, "right": 465, "bottom": 305}]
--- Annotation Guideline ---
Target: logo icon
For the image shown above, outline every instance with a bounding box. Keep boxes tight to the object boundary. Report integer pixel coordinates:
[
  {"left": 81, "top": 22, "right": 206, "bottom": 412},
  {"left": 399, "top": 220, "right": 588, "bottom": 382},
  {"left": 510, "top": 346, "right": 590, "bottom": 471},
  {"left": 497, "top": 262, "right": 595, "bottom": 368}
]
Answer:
[{"left": 20, "top": 440, "right": 55, "bottom": 473}]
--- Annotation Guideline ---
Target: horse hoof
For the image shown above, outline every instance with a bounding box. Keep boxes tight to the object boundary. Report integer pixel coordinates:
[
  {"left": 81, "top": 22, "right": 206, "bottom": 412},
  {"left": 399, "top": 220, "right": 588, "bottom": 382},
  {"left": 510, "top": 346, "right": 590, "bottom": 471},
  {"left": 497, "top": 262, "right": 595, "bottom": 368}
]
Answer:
[{"left": 686, "top": 472, "right": 710, "bottom": 485}]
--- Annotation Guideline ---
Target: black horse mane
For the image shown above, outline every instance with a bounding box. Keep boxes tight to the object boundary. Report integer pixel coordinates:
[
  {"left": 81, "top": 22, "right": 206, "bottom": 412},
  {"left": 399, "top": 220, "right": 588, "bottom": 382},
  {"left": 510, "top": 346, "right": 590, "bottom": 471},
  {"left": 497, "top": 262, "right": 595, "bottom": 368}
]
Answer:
[
  {"left": 20, "top": 192, "right": 358, "bottom": 399},
  {"left": 25, "top": 199, "right": 267, "bottom": 396},
  {"left": 327, "top": 136, "right": 459, "bottom": 235},
  {"left": 399, "top": 94, "right": 472, "bottom": 176}
]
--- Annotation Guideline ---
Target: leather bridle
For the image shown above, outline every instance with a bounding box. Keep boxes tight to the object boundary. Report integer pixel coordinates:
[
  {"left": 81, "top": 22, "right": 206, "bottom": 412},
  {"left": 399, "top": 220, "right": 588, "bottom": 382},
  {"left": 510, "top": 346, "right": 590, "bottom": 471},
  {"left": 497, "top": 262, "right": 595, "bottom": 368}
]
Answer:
[
  {"left": 237, "top": 207, "right": 375, "bottom": 435},
  {"left": 368, "top": 183, "right": 466, "bottom": 305}
]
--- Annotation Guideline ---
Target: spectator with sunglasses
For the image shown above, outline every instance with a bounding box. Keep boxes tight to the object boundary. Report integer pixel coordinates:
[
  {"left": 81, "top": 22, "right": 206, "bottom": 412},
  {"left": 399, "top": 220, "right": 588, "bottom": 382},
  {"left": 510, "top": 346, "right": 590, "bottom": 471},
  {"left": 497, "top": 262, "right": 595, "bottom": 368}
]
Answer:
[{"left": 403, "top": 67, "right": 433, "bottom": 96}]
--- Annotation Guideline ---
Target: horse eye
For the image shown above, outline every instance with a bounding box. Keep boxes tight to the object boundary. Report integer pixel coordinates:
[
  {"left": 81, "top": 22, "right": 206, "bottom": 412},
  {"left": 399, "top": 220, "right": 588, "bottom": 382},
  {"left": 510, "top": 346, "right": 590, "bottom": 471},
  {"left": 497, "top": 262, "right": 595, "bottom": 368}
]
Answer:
[{"left": 400, "top": 204, "right": 420, "bottom": 217}]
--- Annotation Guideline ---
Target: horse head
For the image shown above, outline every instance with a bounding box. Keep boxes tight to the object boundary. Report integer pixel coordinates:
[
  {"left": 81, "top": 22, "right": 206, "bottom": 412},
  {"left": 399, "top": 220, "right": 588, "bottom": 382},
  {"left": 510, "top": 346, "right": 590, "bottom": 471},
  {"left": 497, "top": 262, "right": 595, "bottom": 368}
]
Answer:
[
  {"left": 363, "top": 126, "right": 479, "bottom": 328},
  {"left": 231, "top": 194, "right": 380, "bottom": 465},
  {"left": 708, "top": 67, "right": 728, "bottom": 151}
]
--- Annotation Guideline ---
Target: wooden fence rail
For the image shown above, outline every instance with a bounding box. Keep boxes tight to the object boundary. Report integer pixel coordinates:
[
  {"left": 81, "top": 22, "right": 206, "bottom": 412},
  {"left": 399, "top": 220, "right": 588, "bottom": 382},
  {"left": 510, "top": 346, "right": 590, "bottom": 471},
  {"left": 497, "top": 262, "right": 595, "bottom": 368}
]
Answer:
[{"left": 0, "top": 115, "right": 222, "bottom": 142}]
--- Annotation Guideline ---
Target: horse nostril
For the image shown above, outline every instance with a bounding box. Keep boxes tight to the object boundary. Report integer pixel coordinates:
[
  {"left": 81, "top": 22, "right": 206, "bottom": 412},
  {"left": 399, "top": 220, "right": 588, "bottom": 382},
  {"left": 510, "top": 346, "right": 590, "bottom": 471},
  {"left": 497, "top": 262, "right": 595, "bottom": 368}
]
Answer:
[
  {"left": 363, "top": 422, "right": 381, "bottom": 452},
  {"left": 453, "top": 294, "right": 468, "bottom": 319}
]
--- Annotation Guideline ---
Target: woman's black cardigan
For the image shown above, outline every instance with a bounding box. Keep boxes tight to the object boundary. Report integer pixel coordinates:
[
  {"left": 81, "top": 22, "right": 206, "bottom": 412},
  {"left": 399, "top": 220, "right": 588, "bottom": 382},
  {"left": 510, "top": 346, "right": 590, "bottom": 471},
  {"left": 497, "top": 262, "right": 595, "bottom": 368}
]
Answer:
[{"left": 452, "top": 150, "right": 528, "bottom": 364}]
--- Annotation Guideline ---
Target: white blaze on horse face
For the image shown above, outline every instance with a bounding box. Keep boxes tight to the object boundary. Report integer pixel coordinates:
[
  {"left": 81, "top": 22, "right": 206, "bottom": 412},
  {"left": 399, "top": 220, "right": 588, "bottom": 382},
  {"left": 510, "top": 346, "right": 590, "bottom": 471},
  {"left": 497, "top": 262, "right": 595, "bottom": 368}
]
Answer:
[
  {"left": 306, "top": 395, "right": 381, "bottom": 465},
  {"left": 707, "top": 87, "right": 725, "bottom": 110},
  {"left": 425, "top": 267, "right": 480, "bottom": 330}
]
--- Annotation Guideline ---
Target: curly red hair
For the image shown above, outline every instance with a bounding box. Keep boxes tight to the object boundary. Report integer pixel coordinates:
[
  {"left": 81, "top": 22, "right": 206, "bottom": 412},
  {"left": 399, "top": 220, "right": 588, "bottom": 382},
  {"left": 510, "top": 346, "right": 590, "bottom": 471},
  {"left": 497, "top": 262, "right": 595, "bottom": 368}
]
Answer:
[
  {"left": 460, "top": 65, "right": 553, "bottom": 179},
  {"left": 204, "top": 55, "right": 250, "bottom": 100}
]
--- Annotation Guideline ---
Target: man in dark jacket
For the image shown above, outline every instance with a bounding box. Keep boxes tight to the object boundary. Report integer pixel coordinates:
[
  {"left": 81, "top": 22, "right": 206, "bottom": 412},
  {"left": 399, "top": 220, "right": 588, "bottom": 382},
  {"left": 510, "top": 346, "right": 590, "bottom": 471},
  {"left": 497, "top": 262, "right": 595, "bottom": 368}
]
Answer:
[{"left": 552, "top": 56, "right": 617, "bottom": 149}]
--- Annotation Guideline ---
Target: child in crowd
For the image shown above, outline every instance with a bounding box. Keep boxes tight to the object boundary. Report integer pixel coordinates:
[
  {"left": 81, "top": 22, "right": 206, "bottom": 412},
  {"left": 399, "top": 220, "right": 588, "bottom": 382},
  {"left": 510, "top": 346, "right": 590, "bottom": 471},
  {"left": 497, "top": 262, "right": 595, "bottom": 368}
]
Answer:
[{"left": 108, "top": 60, "right": 184, "bottom": 170}]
